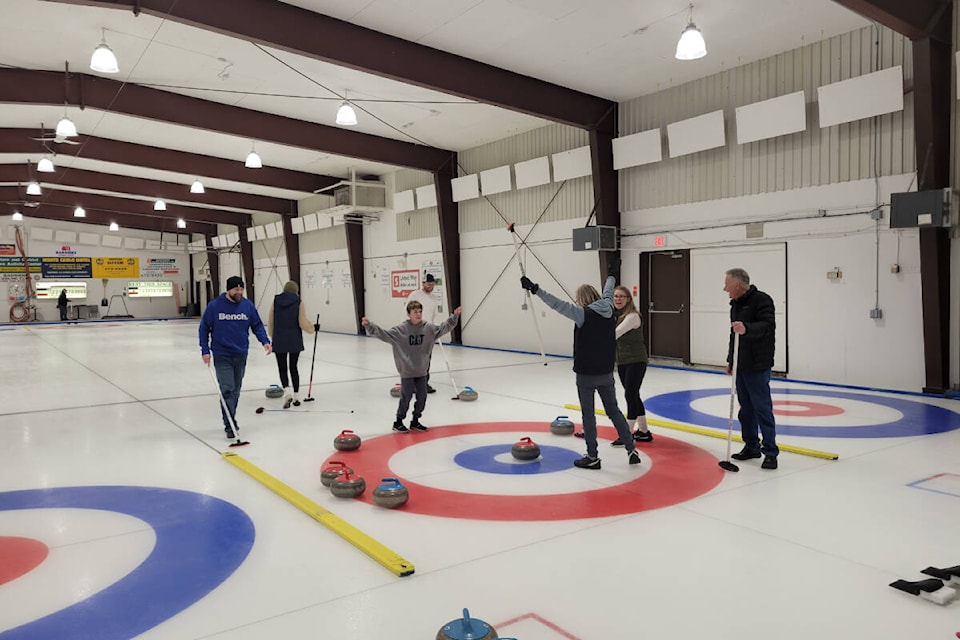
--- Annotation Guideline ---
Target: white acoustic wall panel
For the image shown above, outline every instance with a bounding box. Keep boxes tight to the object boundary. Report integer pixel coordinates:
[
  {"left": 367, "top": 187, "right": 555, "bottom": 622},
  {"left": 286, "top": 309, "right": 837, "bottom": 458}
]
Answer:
[
  {"left": 226, "top": 232, "right": 239, "bottom": 245},
  {"left": 451, "top": 174, "right": 479, "bottom": 202},
  {"left": 125, "top": 237, "right": 145, "bottom": 250},
  {"left": 480, "top": 165, "right": 512, "bottom": 195},
  {"left": 55, "top": 230, "right": 76, "bottom": 243},
  {"left": 254, "top": 225, "right": 267, "bottom": 241},
  {"left": 817, "top": 65, "right": 903, "bottom": 128},
  {"left": 393, "top": 190, "right": 415, "bottom": 213},
  {"left": 146, "top": 239, "right": 161, "bottom": 250},
  {"left": 210, "top": 236, "right": 222, "bottom": 249},
  {"left": 303, "top": 213, "right": 319, "bottom": 232},
  {"left": 101, "top": 234, "right": 122, "bottom": 248},
  {"left": 552, "top": 146, "right": 592, "bottom": 180},
  {"left": 736, "top": 90, "right": 807, "bottom": 144},
  {"left": 291, "top": 217, "right": 305, "bottom": 234},
  {"left": 246, "top": 227, "right": 257, "bottom": 242},
  {"left": 78, "top": 232, "right": 100, "bottom": 246},
  {"left": 612, "top": 129, "right": 662, "bottom": 169},
  {"left": 32, "top": 227, "right": 53, "bottom": 241},
  {"left": 265, "top": 222, "right": 280, "bottom": 239},
  {"left": 667, "top": 110, "right": 726, "bottom": 158},
  {"left": 514, "top": 156, "right": 551, "bottom": 189},
  {"left": 415, "top": 184, "right": 437, "bottom": 209}
]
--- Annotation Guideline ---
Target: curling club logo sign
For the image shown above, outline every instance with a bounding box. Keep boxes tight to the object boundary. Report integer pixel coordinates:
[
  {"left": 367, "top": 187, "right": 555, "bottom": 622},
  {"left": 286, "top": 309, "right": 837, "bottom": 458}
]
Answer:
[{"left": 56, "top": 245, "right": 77, "bottom": 256}]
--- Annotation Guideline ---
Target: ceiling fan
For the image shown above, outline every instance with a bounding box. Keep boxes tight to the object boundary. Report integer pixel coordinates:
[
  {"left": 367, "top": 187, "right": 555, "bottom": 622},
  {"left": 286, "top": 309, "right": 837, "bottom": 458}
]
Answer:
[{"left": 30, "top": 123, "right": 79, "bottom": 146}]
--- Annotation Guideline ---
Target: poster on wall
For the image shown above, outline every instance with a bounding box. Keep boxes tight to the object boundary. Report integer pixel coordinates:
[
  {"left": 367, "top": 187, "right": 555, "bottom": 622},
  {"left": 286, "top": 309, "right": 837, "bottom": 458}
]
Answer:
[
  {"left": 390, "top": 269, "right": 419, "bottom": 298},
  {"left": 93, "top": 257, "right": 139, "bottom": 279},
  {"left": 421, "top": 260, "right": 444, "bottom": 286},
  {"left": 0, "top": 244, "right": 15, "bottom": 256},
  {"left": 140, "top": 258, "right": 179, "bottom": 278},
  {"left": 0, "top": 256, "right": 40, "bottom": 280},
  {"left": 41, "top": 257, "right": 93, "bottom": 278},
  {"left": 321, "top": 269, "right": 334, "bottom": 289}
]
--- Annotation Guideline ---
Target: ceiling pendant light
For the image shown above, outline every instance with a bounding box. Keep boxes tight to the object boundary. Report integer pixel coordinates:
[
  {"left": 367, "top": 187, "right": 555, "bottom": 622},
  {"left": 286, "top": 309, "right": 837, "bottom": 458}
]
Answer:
[
  {"left": 177, "top": 218, "right": 187, "bottom": 229},
  {"left": 12, "top": 211, "right": 23, "bottom": 221},
  {"left": 26, "top": 181, "right": 42, "bottom": 196},
  {"left": 154, "top": 199, "right": 167, "bottom": 211},
  {"left": 37, "top": 157, "right": 55, "bottom": 173},
  {"left": 55, "top": 111, "right": 78, "bottom": 138},
  {"left": 336, "top": 100, "right": 358, "bottom": 126},
  {"left": 245, "top": 143, "right": 262, "bottom": 168},
  {"left": 90, "top": 28, "right": 119, "bottom": 73},
  {"left": 109, "top": 222, "right": 119, "bottom": 231},
  {"left": 74, "top": 206, "right": 86, "bottom": 218},
  {"left": 675, "top": 4, "right": 706, "bottom": 60},
  {"left": 190, "top": 179, "right": 205, "bottom": 194}
]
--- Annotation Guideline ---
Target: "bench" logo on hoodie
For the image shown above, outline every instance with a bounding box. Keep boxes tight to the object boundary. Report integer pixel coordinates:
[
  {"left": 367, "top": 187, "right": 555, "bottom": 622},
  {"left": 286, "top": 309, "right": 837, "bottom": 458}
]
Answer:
[{"left": 218, "top": 313, "right": 249, "bottom": 320}]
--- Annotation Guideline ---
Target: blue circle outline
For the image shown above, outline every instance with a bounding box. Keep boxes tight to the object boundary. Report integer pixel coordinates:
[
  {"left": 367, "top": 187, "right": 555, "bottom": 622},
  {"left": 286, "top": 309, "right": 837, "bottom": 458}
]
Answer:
[
  {"left": 0, "top": 486, "right": 254, "bottom": 640},
  {"left": 645, "top": 388, "right": 960, "bottom": 438},
  {"left": 453, "top": 444, "right": 580, "bottom": 475}
]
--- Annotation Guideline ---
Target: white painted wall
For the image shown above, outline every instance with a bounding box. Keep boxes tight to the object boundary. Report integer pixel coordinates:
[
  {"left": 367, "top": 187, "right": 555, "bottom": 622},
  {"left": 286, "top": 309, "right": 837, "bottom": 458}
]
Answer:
[{"left": 301, "top": 246, "right": 354, "bottom": 334}]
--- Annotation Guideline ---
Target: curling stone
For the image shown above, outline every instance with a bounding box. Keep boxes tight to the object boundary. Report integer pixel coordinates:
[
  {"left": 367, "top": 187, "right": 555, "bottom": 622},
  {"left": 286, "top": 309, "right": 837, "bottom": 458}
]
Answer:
[
  {"left": 437, "top": 608, "right": 498, "bottom": 640},
  {"left": 549, "top": 415, "right": 575, "bottom": 436},
  {"left": 372, "top": 477, "right": 409, "bottom": 509},
  {"left": 458, "top": 386, "right": 479, "bottom": 401},
  {"left": 511, "top": 437, "right": 540, "bottom": 461},
  {"left": 390, "top": 383, "right": 402, "bottom": 398},
  {"left": 329, "top": 470, "right": 366, "bottom": 499},
  {"left": 320, "top": 460, "right": 353, "bottom": 487},
  {"left": 333, "top": 429, "right": 361, "bottom": 451},
  {"left": 265, "top": 384, "right": 284, "bottom": 399}
]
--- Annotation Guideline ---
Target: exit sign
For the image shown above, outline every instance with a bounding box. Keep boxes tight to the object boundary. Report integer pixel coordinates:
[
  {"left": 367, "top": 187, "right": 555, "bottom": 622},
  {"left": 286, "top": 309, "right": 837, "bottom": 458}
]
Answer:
[{"left": 654, "top": 236, "right": 666, "bottom": 247}]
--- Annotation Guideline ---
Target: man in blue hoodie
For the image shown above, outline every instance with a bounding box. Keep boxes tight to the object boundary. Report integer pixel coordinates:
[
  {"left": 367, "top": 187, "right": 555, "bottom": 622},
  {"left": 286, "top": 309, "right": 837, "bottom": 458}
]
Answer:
[{"left": 199, "top": 276, "right": 272, "bottom": 439}]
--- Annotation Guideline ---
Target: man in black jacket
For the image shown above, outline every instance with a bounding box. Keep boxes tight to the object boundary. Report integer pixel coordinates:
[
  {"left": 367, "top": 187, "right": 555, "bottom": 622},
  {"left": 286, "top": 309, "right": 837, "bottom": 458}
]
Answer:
[{"left": 724, "top": 268, "right": 779, "bottom": 469}]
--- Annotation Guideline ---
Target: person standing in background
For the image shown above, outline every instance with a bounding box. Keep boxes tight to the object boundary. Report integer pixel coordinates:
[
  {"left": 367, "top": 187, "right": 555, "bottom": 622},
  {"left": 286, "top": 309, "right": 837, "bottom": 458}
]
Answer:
[
  {"left": 405, "top": 273, "right": 440, "bottom": 393},
  {"left": 57, "top": 288, "right": 69, "bottom": 321},
  {"left": 199, "top": 276, "right": 272, "bottom": 439},
  {"left": 268, "top": 280, "right": 316, "bottom": 408},
  {"left": 724, "top": 267, "right": 779, "bottom": 470},
  {"left": 613, "top": 285, "right": 652, "bottom": 443}
]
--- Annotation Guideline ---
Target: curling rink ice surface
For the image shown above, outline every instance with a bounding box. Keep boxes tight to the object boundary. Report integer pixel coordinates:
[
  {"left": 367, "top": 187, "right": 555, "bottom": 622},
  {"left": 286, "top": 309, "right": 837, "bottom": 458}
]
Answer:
[{"left": 2, "top": 319, "right": 960, "bottom": 640}]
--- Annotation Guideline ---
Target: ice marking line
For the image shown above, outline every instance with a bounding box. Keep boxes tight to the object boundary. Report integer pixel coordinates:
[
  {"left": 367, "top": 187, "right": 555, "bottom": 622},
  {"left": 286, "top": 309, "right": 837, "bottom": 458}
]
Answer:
[
  {"left": 222, "top": 452, "right": 414, "bottom": 577},
  {"left": 496, "top": 612, "right": 582, "bottom": 640},
  {"left": 907, "top": 473, "right": 960, "bottom": 499},
  {"left": 563, "top": 404, "right": 839, "bottom": 460}
]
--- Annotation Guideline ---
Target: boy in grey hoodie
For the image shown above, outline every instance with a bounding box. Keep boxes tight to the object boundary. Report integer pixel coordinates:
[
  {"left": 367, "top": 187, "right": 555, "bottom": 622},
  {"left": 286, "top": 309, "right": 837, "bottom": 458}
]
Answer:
[{"left": 362, "top": 300, "right": 462, "bottom": 431}]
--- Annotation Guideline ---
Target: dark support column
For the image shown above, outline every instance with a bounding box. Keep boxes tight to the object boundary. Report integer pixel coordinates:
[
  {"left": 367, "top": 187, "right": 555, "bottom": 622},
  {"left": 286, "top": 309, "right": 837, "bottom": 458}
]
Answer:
[
  {"left": 590, "top": 105, "right": 620, "bottom": 280},
  {"left": 205, "top": 233, "right": 220, "bottom": 297},
  {"left": 435, "top": 154, "right": 461, "bottom": 343},
  {"left": 345, "top": 222, "right": 365, "bottom": 334},
  {"left": 281, "top": 211, "right": 301, "bottom": 286},
  {"left": 239, "top": 227, "right": 255, "bottom": 304},
  {"left": 913, "top": 36, "right": 952, "bottom": 394}
]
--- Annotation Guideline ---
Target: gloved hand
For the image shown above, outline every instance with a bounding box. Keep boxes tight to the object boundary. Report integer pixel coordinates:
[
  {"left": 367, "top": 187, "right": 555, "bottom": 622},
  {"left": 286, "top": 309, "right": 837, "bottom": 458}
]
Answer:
[
  {"left": 606, "top": 255, "right": 621, "bottom": 279},
  {"left": 313, "top": 322, "right": 320, "bottom": 332},
  {"left": 520, "top": 276, "right": 539, "bottom": 294}
]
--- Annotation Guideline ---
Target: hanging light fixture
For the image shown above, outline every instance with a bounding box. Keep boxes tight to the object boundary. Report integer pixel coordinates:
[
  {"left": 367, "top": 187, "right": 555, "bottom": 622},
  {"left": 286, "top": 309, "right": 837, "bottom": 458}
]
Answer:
[
  {"left": 336, "top": 99, "right": 358, "bottom": 126},
  {"left": 190, "top": 178, "right": 205, "bottom": 194},
  {"left": 90, "top": 28, "right": 119, "bottom": 73},
  {"left": 245, "top": 143, "right": 262, "bottom": 168},
  {"left": 154, "top": 199, "right": 167, "bottom": 211},
  {"left": 675, "top": 4, "right": 706, "bottom": 60},
  {"left": 26, "top": 181, "right": 41, "bottom": 196},
  {"left": 109, "top": 221, "right": 119, "bottom": 231},
  {"left": 37, "top": 157, "right": 55, "bottom": 173},
  {"left": 55, "top": 110, "right": 78, "bottom": 138},
  {"left": 74, "top": 206, "right": 86, "bottom": 218},
  {"left": 12, "top": 211, "right": 23, "bottom": 221},
  {"left": 177, "top": 218, "right": 187, "bottom": 229}
]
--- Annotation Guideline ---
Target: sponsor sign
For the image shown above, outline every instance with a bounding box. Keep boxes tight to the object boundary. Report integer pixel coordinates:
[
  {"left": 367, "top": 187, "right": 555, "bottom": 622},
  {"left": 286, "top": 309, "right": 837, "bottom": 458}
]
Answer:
[
  {"left": 93, "top": 257, "right": 139, "bottom": 279},
  {"left": 41, "top": 257, "right": 93, "bottom": 278},
  {"left": 390, "top": 269, "right": 420, "bottom": 298}
]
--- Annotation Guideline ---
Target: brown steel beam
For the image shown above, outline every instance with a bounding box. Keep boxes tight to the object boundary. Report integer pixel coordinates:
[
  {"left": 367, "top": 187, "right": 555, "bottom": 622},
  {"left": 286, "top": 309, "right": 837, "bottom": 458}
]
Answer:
[
  {"left": 0, "top": 186, "right": 248, "bottom": 227},
  {"left": 45, "top": 0, "right": 615, "bottom": 129},
  {"left": 0, "top": 128, "right": 339, "bottom": 194},
  {"left": 281, "top": 217, "right": 301, "bottom": 287},
  {"left": 0, "top": 69, "right": 451, "bottom": 172},
  {"left": 0, "top": 163, "right": 292, "bottom": 214},
  {"left": 434, "top": 157, "right": 460, "bottom": 343},
  {"left": 345, "top": 222, "right": 364, "bottom": 334},
  {"left": 238, "top": 229, "right": 256, "bottom": 304},
  {"left": 0, "top": 202, "right": 213, "bottom": 235},
  {"left": 830, "top": 0, "right": 951, "bottom": 42},
  {"left": 590, "top": 105, "right": 620, "bottom": 282}
]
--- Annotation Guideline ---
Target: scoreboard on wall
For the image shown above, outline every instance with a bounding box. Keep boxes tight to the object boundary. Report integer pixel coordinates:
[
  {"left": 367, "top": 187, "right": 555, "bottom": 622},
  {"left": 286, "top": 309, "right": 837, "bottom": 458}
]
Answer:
[
  {"left": 36, "top": 282, "right": 87, "bottom": 299},
  {"left": 126, "top": 281, "right": 173, "bottom": 297}
]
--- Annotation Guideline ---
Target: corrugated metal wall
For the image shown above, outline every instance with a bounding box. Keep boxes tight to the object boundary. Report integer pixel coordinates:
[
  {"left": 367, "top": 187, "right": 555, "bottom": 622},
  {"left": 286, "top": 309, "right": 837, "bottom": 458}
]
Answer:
[{"left": 620, "top": 25, "right": 915, "bottom": 210}]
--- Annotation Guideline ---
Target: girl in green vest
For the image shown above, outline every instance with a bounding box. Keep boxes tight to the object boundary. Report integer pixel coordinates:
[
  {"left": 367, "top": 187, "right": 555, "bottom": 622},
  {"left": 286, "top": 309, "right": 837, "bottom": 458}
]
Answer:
[{"left": 612, "top": 286, "right": 652, "bottom": 444}]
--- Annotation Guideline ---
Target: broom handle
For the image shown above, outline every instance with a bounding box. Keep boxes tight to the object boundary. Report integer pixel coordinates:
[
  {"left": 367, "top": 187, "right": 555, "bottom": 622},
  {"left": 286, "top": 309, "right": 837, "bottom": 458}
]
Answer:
[
  {"left": 508, "top": 224, "right": 546, "bottom": 363},
  {"left": 726, "top": 332, "right": 740, "bottom": 461},
  {"left": 208, "top": 363, "right": 239, "bottom": 433},
  {"left": 306, "top": 314, "right": 319, "bottom": 395}
]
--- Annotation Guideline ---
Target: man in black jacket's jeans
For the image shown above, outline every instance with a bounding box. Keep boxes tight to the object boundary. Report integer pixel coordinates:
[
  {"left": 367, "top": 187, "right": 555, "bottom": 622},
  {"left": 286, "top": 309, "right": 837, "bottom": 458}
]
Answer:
[{"left": 724, "top": 268, "right": 779, "bottom": 470}]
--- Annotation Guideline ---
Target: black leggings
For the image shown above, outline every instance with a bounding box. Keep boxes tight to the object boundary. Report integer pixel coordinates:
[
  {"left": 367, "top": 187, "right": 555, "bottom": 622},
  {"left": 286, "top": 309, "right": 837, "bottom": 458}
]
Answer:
[
  {"left": 275, "top": 352, "right": 302, "bottom": 391},
  {"left": 617, "top": 362, "right": 647, "bottom": 420}
]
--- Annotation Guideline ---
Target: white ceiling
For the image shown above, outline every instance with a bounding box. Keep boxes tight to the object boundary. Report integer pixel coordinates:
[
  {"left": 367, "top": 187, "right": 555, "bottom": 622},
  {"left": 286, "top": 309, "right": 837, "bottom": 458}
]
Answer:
[{"left": 0, "top": 0, "right": 868, "bottom": 211}]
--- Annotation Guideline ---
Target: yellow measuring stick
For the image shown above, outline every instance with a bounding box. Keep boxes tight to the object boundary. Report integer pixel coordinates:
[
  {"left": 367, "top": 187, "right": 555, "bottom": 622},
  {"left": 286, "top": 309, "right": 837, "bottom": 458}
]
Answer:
[
  {"left": 223, "top": 451, "right": 415, "bottom": 577},
  {"left": 562, "top": 404, "right": 839, "bottom": 460}
]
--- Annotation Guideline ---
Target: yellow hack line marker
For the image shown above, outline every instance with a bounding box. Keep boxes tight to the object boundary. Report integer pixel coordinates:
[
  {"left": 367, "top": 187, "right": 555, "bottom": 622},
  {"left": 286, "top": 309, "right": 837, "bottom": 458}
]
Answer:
[
  {"left": 562, "top": 404, "right": 839, "bottom": 461},
  {"left": 222, "top": 451, "right": 415, "bottom": 577}
]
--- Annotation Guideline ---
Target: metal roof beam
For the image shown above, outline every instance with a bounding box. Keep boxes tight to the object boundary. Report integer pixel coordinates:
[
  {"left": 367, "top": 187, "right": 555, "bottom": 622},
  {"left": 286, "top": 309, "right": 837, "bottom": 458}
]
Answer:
[
  {"left": 2, "top": 202, "right": 214, "bottom": 235},
  {"left": 830, "top": 0, "right": 952, "bottom": 42}
]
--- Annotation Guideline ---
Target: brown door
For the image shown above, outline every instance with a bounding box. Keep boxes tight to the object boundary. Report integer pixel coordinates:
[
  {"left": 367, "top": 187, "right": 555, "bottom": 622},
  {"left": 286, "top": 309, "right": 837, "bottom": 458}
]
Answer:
[{"left": 639, "top": 250, "right": 690, "bottom": 363}]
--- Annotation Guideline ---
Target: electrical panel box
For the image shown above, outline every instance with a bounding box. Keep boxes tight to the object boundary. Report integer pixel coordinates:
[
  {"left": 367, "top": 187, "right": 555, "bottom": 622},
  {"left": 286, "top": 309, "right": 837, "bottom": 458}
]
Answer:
[
  {"left": 889, "top": 188, "right": 955, "bottom": 229},
  {"left": 572, "top": 225, "right": 618, "bottom": 251}
]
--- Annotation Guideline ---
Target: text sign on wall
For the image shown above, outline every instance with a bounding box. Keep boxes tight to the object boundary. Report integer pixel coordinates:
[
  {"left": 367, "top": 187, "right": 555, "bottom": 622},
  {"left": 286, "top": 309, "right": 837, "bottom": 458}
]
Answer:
[
  {"left": 36, "top": 282, "right": 88, "bottom": 299},
  {"left": 127, "top": 281, "right": 174, "bottom": 297},
  {"left": 41, "top": 257, "right": 93, "bottom": 278},
  {"left": 390, "top": 269, "right": 420, "bottom": 298}
]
